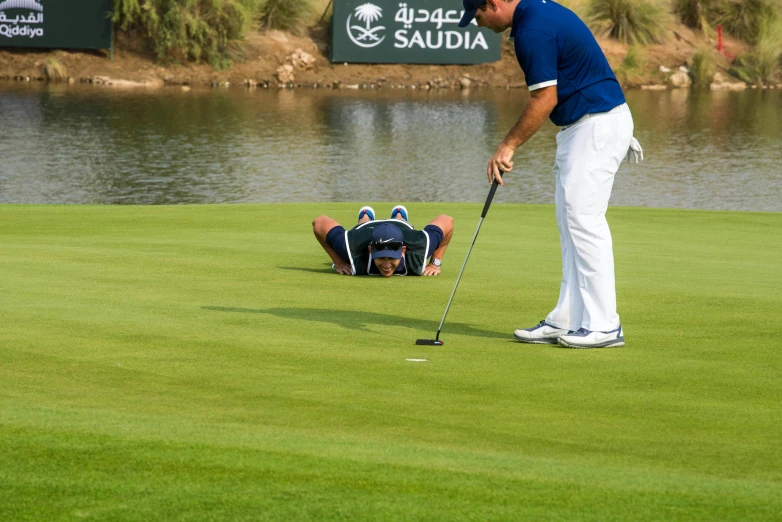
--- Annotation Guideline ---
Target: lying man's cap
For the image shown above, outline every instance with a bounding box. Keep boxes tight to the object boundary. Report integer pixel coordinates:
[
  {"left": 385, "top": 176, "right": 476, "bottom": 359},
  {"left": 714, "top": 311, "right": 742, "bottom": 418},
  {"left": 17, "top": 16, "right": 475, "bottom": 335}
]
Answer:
[
  {"left": 370, "top": 223, "right": 404, "bottom": 260},
  {"left": 458, "top": 0, "right": 486, "bottom": 27}
]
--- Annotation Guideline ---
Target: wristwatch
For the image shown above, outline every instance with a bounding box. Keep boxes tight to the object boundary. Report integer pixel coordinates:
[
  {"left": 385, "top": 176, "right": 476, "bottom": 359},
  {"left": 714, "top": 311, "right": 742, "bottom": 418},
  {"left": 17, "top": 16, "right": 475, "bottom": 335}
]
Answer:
[{"left": 431, "top": 258, "right": 442, "bottom": 267}]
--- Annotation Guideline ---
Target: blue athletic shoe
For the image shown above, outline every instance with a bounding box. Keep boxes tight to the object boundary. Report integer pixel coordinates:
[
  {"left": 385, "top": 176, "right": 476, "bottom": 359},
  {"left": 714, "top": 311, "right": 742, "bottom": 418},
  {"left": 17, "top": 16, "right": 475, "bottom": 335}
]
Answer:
[
  {"left": 358, "top": 206, "right": 375, "bottom": 222},
  {"left": 391, "top": 205, "right": 408, "bottom": 222},
  {"left": 558, "top": 325, "right": 625, "bottom": 349}
]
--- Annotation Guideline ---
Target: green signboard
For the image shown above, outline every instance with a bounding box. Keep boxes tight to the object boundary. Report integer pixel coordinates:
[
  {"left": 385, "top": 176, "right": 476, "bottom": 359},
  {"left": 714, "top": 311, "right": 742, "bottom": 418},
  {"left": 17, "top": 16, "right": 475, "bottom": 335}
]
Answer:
[
  {"left": 0, "top": 0, "right": 112, "bottom": 50},
  {"left": 331, "top": 0, "right": 500, "bottom": 64}
]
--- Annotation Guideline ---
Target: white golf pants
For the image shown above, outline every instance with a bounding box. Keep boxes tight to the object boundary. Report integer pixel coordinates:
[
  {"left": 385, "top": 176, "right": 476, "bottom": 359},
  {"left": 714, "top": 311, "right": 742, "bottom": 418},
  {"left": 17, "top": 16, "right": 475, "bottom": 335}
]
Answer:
[{"left": 545, "top": 103, "right": 634, "bottom": 332}]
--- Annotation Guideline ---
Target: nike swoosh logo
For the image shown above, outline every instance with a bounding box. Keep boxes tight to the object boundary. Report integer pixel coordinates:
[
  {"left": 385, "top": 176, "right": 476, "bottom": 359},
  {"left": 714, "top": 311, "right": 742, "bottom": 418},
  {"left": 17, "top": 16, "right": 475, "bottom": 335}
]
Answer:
[{"left": 377, "top": 238, "right": 395, "bottom": 243}]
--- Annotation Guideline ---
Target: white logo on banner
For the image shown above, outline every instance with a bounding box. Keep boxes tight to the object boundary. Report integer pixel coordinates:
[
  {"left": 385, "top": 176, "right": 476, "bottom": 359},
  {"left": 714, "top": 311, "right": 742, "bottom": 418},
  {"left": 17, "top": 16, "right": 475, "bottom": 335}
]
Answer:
[
  {"left": 347, "top": 3, "right": 386, "bottom": 48},
  {"left": 0, "top": 0, "right": 45, "bottom": 39}
]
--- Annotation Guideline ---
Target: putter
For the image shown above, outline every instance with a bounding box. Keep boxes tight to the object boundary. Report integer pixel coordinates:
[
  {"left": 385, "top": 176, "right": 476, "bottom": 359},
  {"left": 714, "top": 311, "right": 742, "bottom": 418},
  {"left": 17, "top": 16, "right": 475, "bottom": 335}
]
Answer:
[{"left": 416, "top": 173, "right": 502, "bottom": 346}]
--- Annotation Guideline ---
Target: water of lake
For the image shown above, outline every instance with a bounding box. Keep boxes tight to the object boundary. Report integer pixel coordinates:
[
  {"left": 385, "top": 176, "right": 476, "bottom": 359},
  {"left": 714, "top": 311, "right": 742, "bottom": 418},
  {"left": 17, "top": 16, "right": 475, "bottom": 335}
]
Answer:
[{"left": 1, "top": 83, "right": 780, "bottom": 211}]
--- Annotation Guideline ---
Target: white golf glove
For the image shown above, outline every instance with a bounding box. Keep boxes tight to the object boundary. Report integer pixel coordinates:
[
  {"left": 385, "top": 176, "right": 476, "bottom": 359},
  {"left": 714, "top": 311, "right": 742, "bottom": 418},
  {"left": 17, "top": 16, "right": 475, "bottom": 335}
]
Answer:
[{"left": 625, "top": 137, "right": 644, "bottom": 164}]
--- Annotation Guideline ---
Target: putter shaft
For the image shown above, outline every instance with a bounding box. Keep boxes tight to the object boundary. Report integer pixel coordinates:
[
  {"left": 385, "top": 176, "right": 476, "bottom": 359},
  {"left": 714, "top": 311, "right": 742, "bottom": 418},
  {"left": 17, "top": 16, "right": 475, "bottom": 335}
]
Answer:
[{"left": 419, "top": 176, "right": 501, "bottom": 344}]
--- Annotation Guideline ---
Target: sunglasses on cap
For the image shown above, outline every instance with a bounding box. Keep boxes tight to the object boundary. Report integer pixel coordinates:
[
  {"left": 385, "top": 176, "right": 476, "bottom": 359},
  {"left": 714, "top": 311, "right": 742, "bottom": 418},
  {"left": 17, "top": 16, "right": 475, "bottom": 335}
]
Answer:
[{"left": 371, "top": 241, "right": 403, "bottom": 252}]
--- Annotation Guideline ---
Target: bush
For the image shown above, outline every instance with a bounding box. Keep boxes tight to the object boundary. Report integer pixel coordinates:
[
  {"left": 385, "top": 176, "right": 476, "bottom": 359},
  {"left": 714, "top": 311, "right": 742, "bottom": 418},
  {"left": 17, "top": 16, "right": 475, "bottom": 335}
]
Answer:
[
  {"left": 588, "top": 0, "right": 670, "bottom": 44},
  {"left": 675, "top": 0, "right": 699, "bottom": 27},
  {"left": 259, "top": 0, "right": 313, "bottom": 32},
  {"left": 675, "top": 0, "right": 782, "bottom": 44},
  {"left": 690, "top": 48, "right": 716, "bottom": 85},
  {"left": 623, "top": 43, "right": 645, "bottom": 69},
  {"left": 729, "top": 16, "right": 782, "bottom": 83},
  {"left": 42, "top": 56, "right": 67, "bottom": 82},
  {"left": 557, "top": 0, "right": 590, "bottom": 18},
  {"left": 673, "top": 0, "right": 719, "bottom": 30},
  {"left": 112, "top": 0, "right": 260, "bottom": 66},
  {"left": 716, "top": 0, "right": 778, "bottom": 44},
  {"left": 615, "top": 44, "right": 646, "bottom": 83}
]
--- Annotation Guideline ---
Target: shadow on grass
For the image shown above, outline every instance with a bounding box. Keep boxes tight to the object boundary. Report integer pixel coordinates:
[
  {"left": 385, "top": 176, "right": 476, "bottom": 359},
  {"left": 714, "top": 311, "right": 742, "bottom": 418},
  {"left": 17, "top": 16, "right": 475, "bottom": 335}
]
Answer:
[{"left": 202, "top": 306, "right": 507, "bottom": 339}]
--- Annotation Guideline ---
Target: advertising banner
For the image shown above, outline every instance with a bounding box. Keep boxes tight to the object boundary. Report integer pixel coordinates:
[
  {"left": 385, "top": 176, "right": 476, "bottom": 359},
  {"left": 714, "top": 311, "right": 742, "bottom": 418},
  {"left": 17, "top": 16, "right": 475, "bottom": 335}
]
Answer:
[
  {"left": 0, "top": 0, "right": 112, "bottom": 50},
  {"left": 331, "top": 0, "right": 500, "bottom": 64}
]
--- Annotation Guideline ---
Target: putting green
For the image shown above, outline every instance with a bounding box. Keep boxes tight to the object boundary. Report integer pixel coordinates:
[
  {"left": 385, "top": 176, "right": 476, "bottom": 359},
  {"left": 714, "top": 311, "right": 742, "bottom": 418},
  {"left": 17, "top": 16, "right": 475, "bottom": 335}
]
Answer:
[{"left": 1, "top": 203, "right": 780, "bottom": 521}]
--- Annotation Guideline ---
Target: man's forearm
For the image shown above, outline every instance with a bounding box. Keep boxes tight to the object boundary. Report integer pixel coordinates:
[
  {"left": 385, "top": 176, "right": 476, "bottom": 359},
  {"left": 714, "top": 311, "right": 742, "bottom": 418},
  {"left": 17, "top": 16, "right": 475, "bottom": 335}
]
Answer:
[
  {"left": 501, "top": 94, "right": 554, "bottom": 150},
  {"left": 486, "top": 86, "right": 556, "bottom": 183}
]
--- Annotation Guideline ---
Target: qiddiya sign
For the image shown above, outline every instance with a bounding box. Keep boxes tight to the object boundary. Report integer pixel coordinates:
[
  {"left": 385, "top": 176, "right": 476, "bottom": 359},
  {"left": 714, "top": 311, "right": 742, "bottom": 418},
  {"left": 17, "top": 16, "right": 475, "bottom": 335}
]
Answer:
[
  {"left": 331, "top": 0, "right": 500, "bottom": 64},
  {"left": 0, "top": 0, "right": 112, "bottom": 50}
]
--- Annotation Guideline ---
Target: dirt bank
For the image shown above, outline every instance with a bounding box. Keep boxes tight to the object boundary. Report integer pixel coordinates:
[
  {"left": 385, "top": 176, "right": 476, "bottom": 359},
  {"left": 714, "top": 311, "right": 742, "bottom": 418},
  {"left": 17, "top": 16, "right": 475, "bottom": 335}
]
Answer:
[{"left": 0, "top": 22, "right": 758, "bottom": 90}]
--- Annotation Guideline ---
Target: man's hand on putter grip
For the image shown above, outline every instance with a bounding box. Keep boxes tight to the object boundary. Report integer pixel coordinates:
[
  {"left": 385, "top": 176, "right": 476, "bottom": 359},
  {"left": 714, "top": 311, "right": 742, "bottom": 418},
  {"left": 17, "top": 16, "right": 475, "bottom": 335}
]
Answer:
[{"left": 487, "top": 143, "right": 514, "bottom": 185}]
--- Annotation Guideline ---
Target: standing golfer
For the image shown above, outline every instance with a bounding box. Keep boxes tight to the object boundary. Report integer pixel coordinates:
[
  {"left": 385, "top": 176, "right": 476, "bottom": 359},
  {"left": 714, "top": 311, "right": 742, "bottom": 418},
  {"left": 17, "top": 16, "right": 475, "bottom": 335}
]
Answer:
[
  {"left": 457, "top": 0, "right": 643, "bottom": 348},
  {"left": 313, "top": 205, "right": 454, "bottom": 277}
]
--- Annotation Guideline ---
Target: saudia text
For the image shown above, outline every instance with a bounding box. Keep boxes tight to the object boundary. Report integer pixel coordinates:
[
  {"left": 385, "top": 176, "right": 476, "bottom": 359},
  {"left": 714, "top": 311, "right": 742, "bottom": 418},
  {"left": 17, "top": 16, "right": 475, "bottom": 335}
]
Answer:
[{"left": 394, "top": 30, "right": 488, "bottom": 50}]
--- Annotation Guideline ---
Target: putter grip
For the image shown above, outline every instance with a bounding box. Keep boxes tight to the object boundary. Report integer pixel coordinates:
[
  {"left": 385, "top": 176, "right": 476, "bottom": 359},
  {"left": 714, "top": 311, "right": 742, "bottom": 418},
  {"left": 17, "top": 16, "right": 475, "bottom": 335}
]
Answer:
[{"left": 481, "top": 173, "right": 502, "bottom": 218}]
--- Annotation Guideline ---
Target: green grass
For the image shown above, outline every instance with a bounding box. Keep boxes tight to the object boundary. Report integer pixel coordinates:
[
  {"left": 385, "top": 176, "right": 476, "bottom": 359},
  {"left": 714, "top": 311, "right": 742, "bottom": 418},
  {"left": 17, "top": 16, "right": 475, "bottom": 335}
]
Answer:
[{"left": 1, "top": 203, "right": 781, "bottom": 521}]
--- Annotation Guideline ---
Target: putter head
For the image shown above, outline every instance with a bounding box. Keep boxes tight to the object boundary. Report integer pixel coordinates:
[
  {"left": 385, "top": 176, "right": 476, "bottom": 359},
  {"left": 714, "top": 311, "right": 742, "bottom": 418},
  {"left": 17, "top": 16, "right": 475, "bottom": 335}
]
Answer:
[{"left": 415, "top": 339, "right": 443, "bottom": 346}]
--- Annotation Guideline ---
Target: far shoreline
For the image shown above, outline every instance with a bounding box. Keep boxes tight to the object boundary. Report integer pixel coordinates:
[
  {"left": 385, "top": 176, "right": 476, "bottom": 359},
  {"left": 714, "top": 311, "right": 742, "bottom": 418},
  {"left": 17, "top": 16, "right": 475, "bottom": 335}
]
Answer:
[{"left": 1, "top": 24, "right": 777, "bottom": 92}]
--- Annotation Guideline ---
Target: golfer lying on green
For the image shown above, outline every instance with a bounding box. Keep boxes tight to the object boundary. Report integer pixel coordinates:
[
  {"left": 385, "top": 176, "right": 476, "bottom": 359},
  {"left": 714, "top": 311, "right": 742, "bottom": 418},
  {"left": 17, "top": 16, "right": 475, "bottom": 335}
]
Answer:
[{"left": 313, "top": 205, "right": 454, "bottom": 277}]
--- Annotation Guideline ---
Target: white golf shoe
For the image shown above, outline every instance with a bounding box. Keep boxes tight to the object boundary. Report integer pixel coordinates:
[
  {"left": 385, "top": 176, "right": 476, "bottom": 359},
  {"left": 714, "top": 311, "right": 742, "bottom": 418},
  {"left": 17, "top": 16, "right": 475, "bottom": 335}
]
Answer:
[
  {"left": 558, "top": 326, "right": 625, "bottom": 349},
  {"left": 514, "top": 320, "right": 569, "bottom": 344}
]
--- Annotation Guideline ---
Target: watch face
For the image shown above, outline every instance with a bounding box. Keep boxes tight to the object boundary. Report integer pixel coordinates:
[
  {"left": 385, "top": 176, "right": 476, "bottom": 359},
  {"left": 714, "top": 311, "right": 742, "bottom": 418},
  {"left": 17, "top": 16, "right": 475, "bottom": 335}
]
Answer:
[{"left": 433, "top": 259, "right": 442, "bottom": 267}]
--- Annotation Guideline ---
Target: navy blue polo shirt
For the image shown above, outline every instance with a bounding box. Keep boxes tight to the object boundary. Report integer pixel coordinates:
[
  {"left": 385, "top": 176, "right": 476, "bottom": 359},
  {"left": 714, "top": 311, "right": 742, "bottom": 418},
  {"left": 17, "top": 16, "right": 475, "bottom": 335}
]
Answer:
[{"left": 511, "top": 0, "right": 625, "bottom": 126}]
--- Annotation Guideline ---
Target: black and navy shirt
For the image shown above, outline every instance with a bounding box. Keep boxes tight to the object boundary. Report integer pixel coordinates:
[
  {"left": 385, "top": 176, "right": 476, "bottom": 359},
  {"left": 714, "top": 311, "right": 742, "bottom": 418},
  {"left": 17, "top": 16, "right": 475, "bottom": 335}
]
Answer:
[{"left": 511, "top": 0, "right": 625, "bottom": 126}]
